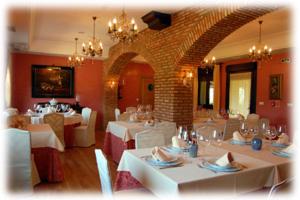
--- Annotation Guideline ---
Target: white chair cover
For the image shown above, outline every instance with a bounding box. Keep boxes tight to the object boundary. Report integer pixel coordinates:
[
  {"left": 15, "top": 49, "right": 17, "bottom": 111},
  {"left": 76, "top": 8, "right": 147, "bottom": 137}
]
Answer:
[
  {"left": 1, "top": 128, "right": 33, "bottom": 192},
  {"left": 81, "top": 107, "right": 92, "bottom": 125},
  {"left": 95, "top": 149, "right": 113, "bottom": 196},
  {"left": 73, "top": 111, "right": 97, "bottom": 147},
  {"left": 44, "top": 113, "right": 65, "bottom": 146},
  {"left": 155, "top": 122, "right": 177, "bottom": 145},
  {"left": 246, "top": 113, "right": 260, "bottom": 129},
  {"left": 135, "top": 129, "right": 165, "bottom": 149},
  {"left": 223, "top": 118, "right": 241, "bottom": 140},
  {"left": 126, "top": 107, "right": 137, "bottom": 113},
  {"left": 115, "top": 108, "right": 121, "bottom": 121}
]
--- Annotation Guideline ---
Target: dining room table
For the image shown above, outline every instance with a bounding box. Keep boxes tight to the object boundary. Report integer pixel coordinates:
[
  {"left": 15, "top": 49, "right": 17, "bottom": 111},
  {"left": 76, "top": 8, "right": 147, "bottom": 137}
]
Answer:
[
  {"left": 114, "top": 139, "right": 292, "bottom": 197},
  {"left": 27, "top": 123, "right": 65, "bottom": 182},
  {"left": 104, "top": 120, "right": 177, "bottom": 163},
  {"left": 30, "top": 112, "right": 82, "bottom": 148}
]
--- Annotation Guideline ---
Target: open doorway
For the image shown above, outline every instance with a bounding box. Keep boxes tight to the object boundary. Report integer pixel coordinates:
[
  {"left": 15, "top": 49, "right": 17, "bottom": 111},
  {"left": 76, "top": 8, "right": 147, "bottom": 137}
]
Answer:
[{"left": 225, "top": 62, "right": 257, "bottom": 116}]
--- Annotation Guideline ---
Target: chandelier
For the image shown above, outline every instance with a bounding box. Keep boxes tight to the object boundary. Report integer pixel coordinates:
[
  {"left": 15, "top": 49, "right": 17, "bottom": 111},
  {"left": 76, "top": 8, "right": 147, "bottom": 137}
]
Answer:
[
  {"left": 200, "top": 56, "right": 216, "bottom": 72},
  {"left": 82, "top": 16, "right": 103, "bottom": 57},
  {"left": 107, "top": 9, "right": 138, "bottom": 43},
  {"left": 68, "top": 37, "right": 84, "bottom": 67},
  {"left": 248, "top": 20, "right": 272, "bottom": 62}
]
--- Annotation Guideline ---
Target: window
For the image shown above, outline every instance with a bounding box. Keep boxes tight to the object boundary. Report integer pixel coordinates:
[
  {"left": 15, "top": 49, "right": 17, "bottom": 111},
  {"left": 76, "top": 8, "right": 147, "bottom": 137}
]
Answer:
[{"left": 198, "top": 68, "right": 214, "bottom": 109}]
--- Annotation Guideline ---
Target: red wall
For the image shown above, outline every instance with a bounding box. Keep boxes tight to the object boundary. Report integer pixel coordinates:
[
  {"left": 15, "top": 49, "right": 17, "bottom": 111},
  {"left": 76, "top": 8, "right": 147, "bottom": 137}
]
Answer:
[
  {"left": 220, "top": 52, "right": 292, "bottom": 131},
  {"left": 10, "top": 52, "right": 104, "bottom": 129},
  {"left": 117, "top": 62, "right": 154, "bottom": 113}
]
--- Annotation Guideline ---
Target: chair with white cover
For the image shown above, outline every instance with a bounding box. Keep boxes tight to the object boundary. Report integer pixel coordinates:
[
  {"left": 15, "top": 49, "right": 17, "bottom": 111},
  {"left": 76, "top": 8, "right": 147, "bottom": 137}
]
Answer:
[
  {"left": 268, "top": 178, "right": 293, "bottom": 199},
  {"left": 246, "top": 113, "right": 260, "bottom": 128},
  {"left": 155, "top": 122, "right": 177, "bottom": 145},
  {"left": 73, "top": 111, "right": 97, "bottom": 147},
  {"left": 135, "top": 129, "right": 166, "bottom": 149},
  {"left": 44, "top": 113, "right": 65, "bottom": 146},
  {"left": 95, "top": 149, "right": 149, "bottom": 196},
  {"left": 81, "top": 107, "right": 92, "bottom": 125},
  {"left": 223, "top": 118, "right": 241, "bottom": 140},
  {"left": 126, "top": 107, "right": 137, "bottom": 113},
  {"left": 115, "top": 108, "right": 121, "bottom": 121},
  {"left": 1, "top": 128, "right": 33, "bottom": 191}
]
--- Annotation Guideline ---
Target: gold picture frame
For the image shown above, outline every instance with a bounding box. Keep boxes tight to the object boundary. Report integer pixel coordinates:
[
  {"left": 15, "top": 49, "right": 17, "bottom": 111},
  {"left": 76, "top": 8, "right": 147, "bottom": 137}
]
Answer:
[{"left": 269, "top": 74, "right": 283, "bottom": 100}]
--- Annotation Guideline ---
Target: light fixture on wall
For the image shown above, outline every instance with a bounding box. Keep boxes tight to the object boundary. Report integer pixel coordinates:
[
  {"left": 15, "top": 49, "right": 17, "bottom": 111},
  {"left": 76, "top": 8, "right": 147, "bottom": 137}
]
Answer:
[
  {"left": 248, "top": 20, "right": 272, "bottom": 62},
  {"left": 200, "top": 56, "right": 216, "bottom": 73},
  {"left": 109, "top": 80, "right": 116, "bottom": 89},
  {"left": 182, "top": 70, "right": 193, "bottom": 87},
  {"left": 68, "top": 38, "right": 85, "bottom": 67},
  {"left": 107, "top": 9, "right": 138, "bottom": 43},
  {"left": 82, "top": 16, "right": 103, "bottom": 58}
]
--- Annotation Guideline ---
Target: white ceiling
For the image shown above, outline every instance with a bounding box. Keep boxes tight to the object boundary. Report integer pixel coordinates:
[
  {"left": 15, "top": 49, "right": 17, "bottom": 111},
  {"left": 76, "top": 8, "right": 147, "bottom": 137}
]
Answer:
[{"left": 8, "top": 7, "right": 292, "bottom": 63}]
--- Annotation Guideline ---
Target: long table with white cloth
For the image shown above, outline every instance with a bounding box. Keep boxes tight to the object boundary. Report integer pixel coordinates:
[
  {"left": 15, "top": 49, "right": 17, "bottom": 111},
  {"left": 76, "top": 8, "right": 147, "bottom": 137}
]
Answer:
[
  {"left": 104, "top": 121, "right": 177, "bottom": 163},
  {"left": 116, "top": 140, "right": 291, "bottom": 197}
]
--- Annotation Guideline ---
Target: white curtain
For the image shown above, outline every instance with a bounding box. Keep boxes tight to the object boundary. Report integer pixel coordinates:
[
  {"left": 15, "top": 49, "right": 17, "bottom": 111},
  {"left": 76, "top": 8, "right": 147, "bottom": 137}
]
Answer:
[
  {"left": 229, "top": 72, "right": 251, "bottom": 117},
  {"left": 213, "top": 64, "right": 220, "bottom": 112},
  {"left": 5, "top": 53, "right": 12, "bottom": 108}
]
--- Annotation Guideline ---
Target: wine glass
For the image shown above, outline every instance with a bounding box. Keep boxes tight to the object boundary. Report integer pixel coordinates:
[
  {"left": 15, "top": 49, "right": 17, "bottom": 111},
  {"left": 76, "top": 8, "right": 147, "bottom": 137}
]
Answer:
[
  {"left": 248, "top": 125, "right": 259, "bottom": 138},
  {"left": 263, "top": 126, "right": 277, "bottom": 144},
  {"left": 276, "top": 124, "right": 286, "bottom": 136},
  {"left": 239, "top": 122, "right": 249, "bottom": 136},
  {"left": 196, "top": 129, "right": 210, "bottom": 155},
  {"left": 210, "top": 129, "right": 223, "bottom": 146}
]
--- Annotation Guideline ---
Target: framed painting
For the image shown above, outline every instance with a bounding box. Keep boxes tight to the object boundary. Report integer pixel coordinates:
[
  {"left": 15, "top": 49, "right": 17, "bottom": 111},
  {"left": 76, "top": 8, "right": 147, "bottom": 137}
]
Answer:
[
  {"left": 269, "top": 74, "right": 283, "bottom": 100},
  {"left": 32, "top": 65, "right": 74, "bottom": 98}
]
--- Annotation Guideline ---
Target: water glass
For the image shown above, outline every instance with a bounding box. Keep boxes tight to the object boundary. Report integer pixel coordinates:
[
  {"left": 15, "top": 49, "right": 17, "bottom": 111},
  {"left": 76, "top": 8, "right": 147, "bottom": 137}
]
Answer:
[
  {"left": 210, "top": 129, "right": 223, "bottom": 146},
  {"left": 276, "top": 124, "right": 286, "bottom": 136}
]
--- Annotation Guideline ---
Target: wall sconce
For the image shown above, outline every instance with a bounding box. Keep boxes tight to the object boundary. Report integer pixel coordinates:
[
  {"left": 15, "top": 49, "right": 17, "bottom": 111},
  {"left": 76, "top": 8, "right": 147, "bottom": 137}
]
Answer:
[
  {"left": 182, "top": 70, "right": 193, "bottom": 87},
  {"left": 109, "top": 80, "right": 116, "bottom": 89}
]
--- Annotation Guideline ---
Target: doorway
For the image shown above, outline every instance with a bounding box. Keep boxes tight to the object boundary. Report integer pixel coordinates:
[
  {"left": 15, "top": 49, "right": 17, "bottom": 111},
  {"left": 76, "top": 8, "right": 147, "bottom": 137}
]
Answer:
[
  {"left": 226, "top": 62, "right": 257, "bottom": 116},
  {"left": 140, "top": 77, "right": 154, "bottom": 108}
]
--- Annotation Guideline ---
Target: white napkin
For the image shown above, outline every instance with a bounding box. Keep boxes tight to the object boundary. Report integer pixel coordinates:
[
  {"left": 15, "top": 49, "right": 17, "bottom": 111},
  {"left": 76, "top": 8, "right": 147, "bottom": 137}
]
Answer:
[
  {"left": 215, "top": 152, "right": 234, "bottom": 167},
  {"left": 70, "top": 111, "right": 76, "bottom": 116},
  {"left": 233, "top": 131, "right": 246, "bottom": 142},
  {"left": 172, "top": 136, "right": 186, "bottom": 148},
  {"left": 47, "top": 107, "right": 55, "bottom": 113},
  {"left": 282, "top": 143, "right": 295, "bottom": 154},
  {"left": 27, "top": 109, "right": 35, "bottom": 115},
  {"left": 152, "top": 146, "right": 173, "bottom": 162},
  {"left": 129, "top": 113, "right": 138, "bottom": 122},
  {"left": 276, "top": 133, "right": 289, "bottom": 145}
]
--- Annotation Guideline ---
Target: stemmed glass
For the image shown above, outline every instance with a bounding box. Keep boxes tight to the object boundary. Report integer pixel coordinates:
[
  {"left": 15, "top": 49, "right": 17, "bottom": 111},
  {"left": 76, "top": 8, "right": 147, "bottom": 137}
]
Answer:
[
  {"left": 248, "top": 125, "right": 259, "bottom": 138},
  {"left": 263, "top": 126, "right": 278, "bottom": 144},
  {"left": 210, "top": 129, "right": 223, "bottom": 146},
  {"left": 276, "top": 124, "right": 286, "bottom": 136},
  {"left": 239, "top": 122, "right": 249, "bottom": 136}
]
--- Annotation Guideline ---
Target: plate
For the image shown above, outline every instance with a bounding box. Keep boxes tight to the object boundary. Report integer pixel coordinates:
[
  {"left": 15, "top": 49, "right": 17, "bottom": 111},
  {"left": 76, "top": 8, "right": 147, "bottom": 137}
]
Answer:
[
  {"left": 200, "top": 160, "right": 242, "bottom": 172},
  {"left": 272, "top": 150, "right": 292, "bottom": 158},
  {"left": 144, "top": 156, "right": 182, "bottom": 167},
  {"left": 271, "top": 142, "right": 289, "bottom": 148},
  {"left": 230, "top": 140, "right": 251, "bottom": 145}
]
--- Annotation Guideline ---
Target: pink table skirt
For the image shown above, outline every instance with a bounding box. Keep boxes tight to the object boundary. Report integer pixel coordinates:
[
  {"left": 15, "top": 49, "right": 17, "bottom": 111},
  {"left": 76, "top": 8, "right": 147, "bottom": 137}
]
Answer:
[
  {"left": 103, "top": 132, "right": 135, "bottom": 163},
  {"left": 32, "top": 147, "right": 64, "bottom": 182},
  {"left": 114, "top": 171, "right": 143, "bottom": 191},
  {"left": 64, "top": 122, "right": 80, "bottom": 148}
]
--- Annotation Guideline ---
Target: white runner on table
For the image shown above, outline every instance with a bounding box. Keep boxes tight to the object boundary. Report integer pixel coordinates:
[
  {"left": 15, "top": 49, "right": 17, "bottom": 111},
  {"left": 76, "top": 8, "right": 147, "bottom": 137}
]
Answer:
[
  {"left": 118, "top": 142, "right": 291, "bottom": 197},
  {"left": 30, "top": 113, "right": 82, "bottom": 126},
  {"left": 27, "top": 124, "right": 64, "bottom": 152},
  {"left": 106, "top": 121, "right": 176, "bottom": 142}
]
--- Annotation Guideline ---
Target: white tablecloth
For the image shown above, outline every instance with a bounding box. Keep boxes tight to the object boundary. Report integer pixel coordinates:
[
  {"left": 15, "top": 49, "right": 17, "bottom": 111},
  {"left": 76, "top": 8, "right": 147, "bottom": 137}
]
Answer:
[
  {"left": 30, "top": 113, "right": 82, "bottom": 126},
  {"left": 27, "top": 124, "right": 64, "bottom": 152},
  {"left": 106, "top": 121, "right": 177, "bottom": 142},
  {"left": 117, "top": 142, "right": 291, "bottom": 197}
]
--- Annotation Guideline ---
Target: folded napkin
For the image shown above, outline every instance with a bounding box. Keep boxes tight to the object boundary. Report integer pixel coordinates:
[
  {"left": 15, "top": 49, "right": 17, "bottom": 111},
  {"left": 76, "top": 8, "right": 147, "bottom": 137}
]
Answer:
[
  {"left": 152, "top": 146, "right": 173, "bottom": 162},
  {"left": 129, "top": 113, "right": 138, "bottom": 122},
  {"left": 276, "top": 133, "right": 289, "bottom": 145},
  {"left": 233, "top": 131, "right": 246, "bottom": 142},
  {"left": 215, "top": 152, "right": 234, "bottom": 167},
  {"left": 27, "top": 109, "right": 35, "bottom": 115},
  {"left": 282, "top": 143, "right": 295, "bottom": 154},
  {"left": 172, "top": 136, "right": 186, "bottom": 148}
]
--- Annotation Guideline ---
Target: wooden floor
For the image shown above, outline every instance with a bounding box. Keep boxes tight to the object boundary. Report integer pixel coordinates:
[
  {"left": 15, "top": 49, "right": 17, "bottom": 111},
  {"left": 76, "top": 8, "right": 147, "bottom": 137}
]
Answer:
[{"left": 34, "top": 131, "right": 118, "bottom": 193}]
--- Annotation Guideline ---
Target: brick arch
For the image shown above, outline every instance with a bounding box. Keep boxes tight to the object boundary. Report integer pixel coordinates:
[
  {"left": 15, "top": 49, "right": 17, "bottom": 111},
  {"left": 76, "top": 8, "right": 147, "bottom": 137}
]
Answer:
[
  {"left": 175, "top": 7, "right": 278, "bottom": 66},
  {"left": 103, "top": 42, "right": 157, "bottom": 127}
]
